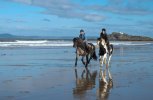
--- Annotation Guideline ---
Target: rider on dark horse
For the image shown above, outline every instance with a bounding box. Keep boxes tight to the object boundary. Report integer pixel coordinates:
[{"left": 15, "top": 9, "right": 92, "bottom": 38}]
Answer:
[
  {"left": 100, "top": 28, "right": 110, "bottom": 54},
  {"left": 79, "top": 29, "right": 89, "bottom": 52}
]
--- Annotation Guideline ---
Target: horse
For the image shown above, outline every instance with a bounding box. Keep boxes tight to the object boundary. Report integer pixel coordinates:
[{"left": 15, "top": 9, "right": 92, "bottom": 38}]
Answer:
[
  {"left": 97, "top": 37, "right": 113, "bottom": 83},
  {"left": 97, "top": 38, "right": 113, "bottom": 67},
  {"left": 73, "top": 37, "right": 97, "bottom": 68}
]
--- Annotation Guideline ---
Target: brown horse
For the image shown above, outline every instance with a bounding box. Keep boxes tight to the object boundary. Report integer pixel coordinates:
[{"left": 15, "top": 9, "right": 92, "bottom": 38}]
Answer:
[{"left": 73, "top": 37, "right": 97, "bottom": 68}]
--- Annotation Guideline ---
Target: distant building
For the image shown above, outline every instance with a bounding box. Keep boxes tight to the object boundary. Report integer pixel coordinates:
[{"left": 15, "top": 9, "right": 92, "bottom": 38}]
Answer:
[{"left": 119, "top": 32, "right": 124, "bottom": 34}]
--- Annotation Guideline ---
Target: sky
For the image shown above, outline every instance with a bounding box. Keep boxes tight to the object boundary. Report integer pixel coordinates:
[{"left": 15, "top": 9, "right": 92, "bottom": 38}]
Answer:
[{"left": 0, "top": 0, "right": 153, "bottom": 37}]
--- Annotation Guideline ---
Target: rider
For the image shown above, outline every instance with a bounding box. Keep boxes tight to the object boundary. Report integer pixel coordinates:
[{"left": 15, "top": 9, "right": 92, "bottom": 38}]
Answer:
[
  {"left": 100, "top": 28, "right": 110, "bottom": 54},
  {"left": 79, "top": 29, "right": 89, "bottom": 52}
]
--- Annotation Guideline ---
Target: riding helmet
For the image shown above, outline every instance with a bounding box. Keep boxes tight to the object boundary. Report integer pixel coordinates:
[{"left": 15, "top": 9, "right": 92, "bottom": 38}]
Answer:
[
  {"left": 102, "top": 28, "right": 106, "bottom": 31},
  {"left": 80, "top": 29, "right": 84, "bottom": 32}
]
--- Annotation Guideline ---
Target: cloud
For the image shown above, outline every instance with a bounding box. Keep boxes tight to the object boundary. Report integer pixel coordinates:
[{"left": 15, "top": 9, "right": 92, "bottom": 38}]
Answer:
[
  {"left": 88, "top": 0, "right": 153, "bottom": 15},
  {"left": 9, "top": 0, "right": 105, "bottom": 22},
  {"left": 4, "top": 18, "right": 26, "bottom": 23},
  {"left": 43, "top": 18, "right": 51, "bottom": 22},
  {"left": 8, "top": 0, "right": 153, "bottom": 21},
  {"left": 138, "top": 20, "right": 153, "bottom": 29}
]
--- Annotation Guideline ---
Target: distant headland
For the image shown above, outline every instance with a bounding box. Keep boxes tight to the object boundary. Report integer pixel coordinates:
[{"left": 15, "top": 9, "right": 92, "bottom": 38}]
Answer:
[
  {"left": 0, "top": 33, "right": 153, "bottom": 41},
  {"left": 108, "top": 32, "right": 153, "bottom": 41}
]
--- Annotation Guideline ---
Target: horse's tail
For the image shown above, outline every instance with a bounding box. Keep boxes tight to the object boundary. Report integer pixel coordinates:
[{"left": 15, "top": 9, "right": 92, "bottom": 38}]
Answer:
[
  {"left": 92, "top": 46, "right": 97, "bottom": 61},
  {"left": 92, "top": 50, "right": 97, "bottom": 61}
]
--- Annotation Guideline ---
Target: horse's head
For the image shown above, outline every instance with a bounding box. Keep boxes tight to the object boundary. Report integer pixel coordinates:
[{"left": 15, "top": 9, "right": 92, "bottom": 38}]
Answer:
[
  {"left": 73, "top": 37, "right": 83, "bottom": 48},
  {"left": 97, "top": 38, "right": 106, "bottom": 47},
  {"left": 73, "top": 37, "right": 79, "bottom": 48}
]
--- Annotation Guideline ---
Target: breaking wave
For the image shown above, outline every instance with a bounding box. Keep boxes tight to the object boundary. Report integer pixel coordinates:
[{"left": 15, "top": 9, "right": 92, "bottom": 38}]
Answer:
[{"left": 0, "top": 40, "right": 152, "bottom": 47}]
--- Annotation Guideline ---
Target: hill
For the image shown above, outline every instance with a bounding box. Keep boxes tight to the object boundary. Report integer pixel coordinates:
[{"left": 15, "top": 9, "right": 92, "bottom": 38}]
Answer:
[{"left": 108, "top": 32, "right": 153, "bottom": 41}]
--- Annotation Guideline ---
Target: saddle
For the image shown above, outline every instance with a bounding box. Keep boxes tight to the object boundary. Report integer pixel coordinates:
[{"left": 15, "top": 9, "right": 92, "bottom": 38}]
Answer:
[{"left": 79, "top": 42, "right": 90, "bottom": 53}]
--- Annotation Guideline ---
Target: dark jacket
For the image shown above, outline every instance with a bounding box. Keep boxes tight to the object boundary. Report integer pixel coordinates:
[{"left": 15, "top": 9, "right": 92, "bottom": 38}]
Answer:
[
  {"left": 79, "top": 33, "right": 86, "bottom": 41},
  {"left": 100, "top": 32, "right": 109, "bottom": 43},
  {"left": 100, "top": 32, "right": 110, "bottom": 53}
]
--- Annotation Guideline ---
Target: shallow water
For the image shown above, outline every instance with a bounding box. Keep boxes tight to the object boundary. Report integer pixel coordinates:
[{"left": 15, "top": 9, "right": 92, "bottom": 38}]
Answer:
[{"left": 0, "top": 42, "right": 153, "bottom": 100}]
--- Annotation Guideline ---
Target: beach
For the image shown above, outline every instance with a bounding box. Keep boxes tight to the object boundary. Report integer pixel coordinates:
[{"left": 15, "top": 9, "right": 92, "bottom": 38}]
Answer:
[{"left": 0, "top": 40, "right": 153, "bottom": 100}]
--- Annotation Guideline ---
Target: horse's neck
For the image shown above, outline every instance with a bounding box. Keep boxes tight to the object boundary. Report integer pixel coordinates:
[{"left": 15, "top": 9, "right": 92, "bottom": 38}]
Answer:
[
  {"left": 101, "top": 39, "right": 107, "bottom": 49},
  {"left": 77, "top": 41, "right": 84, "bottom": 47}
]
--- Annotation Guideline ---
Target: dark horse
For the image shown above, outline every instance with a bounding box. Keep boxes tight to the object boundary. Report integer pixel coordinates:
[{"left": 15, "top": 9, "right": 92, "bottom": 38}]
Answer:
[{"left": 73, "top": 37, "right": 97, "bottom": 68}]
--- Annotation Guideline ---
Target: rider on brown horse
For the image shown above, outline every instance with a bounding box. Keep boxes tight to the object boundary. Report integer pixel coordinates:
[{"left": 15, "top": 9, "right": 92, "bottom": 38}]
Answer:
[{"left": 79, "top": 29, "right": 89, "bottom": 53}]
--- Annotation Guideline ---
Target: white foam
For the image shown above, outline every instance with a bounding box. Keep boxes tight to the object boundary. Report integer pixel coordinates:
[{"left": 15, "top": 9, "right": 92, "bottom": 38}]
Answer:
[
  {"left": 0, "top": 40, "right": 73, "bottom": 47},
  {"left": 0, "top": 40, "right": 152, "bottom": 47},
  {"left": 16, "top": 40, "right": 48, "bottom": 43},
  {"left": 111, "top": 42, "right": 152, "bottom": 46}
]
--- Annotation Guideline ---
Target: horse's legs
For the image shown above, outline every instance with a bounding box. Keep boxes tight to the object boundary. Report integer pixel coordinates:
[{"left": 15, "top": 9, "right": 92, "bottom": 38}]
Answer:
[
  {"left": 108, "top": 54, "right": 112, "bottom": 67},
  {"left": 103, "top": 53, "right": 107, "bottom": 65},
  {"left": 81, "top": 56, "right": 85, "bottom": 65},
  {"left": 75, "top": 54, "right": 78, "bottom": 67},
  {"left": 88, "top": 50, "right": 93, "bottom": 64},
  {"left": 75, "top": 68, "right": 78, "bottom": 79},
  {"left": 99, "top": 56, "right": 103, "bottom": 67},
  {"left": 100, "top": 53, "right": 107, "bottom": 67},
  {"left": 88, "top": 54, "right": 92, "bottom": 64},
  {"left": 85, "top": 55, "right": 89, "bottom": 68}
]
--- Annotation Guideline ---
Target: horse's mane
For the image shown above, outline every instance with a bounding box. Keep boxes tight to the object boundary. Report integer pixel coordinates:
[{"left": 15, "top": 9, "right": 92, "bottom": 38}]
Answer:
[
  {"left": 97, "top": 38, "right": 106, "bottom": 45},
  {"left": 73, "top": 37, "right": 85, "bottom": 50},
  {"left": 73, "top": 37, "right": 83, "bottom": 42},
  {"left": 73, "top": 37, "right": 84, "bottom": 45}
]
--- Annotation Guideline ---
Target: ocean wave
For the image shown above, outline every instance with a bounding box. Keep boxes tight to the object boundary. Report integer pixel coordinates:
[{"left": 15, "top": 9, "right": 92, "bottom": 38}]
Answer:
[
  {"left": 0, "top": 40, "right": 152, "bottom": 47},
  {"left": 111, "top": 42, "right": 152, "bottom": 46}
]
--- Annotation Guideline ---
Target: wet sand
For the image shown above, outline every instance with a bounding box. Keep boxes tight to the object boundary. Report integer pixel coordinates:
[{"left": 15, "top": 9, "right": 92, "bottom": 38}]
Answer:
[{"left": 0, "top": 43, "right": 153, "bottom": 100}]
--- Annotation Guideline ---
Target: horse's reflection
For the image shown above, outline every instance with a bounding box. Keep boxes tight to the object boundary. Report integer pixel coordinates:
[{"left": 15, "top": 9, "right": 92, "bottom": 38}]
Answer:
[
  {"left": 97, "top": 78, "right": 113, "bottom": 100},
  {"left": 73, "top": 68, "right": 97, "bottom": 95},
  {"left": 73, "top": 68, "right": 113, "bottom": 100}
]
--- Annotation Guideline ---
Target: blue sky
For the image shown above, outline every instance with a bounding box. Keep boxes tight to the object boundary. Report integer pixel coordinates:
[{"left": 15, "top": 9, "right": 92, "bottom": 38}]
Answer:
[{"left": 0, "top": 0, "right": 153, "bottom": 37}]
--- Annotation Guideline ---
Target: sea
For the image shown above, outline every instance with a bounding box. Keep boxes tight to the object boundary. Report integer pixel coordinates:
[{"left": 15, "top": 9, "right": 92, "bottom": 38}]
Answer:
[{"left": 0, "top": 39, "right": 152, "bottom": 47}]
